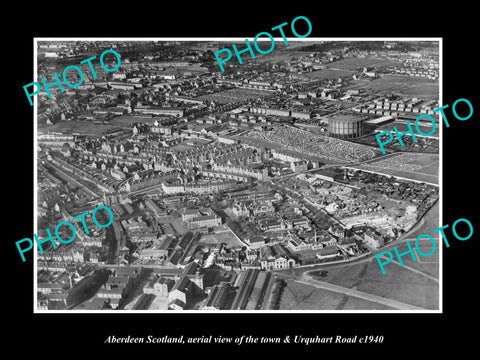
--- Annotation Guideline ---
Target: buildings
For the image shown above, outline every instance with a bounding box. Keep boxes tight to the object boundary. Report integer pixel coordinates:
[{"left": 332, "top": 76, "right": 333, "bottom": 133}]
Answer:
[
  {"left": 291, "top": 160, "right": 308, "bottom": 172},
  {"left": 190, "top": 214, "right": 222, "bottom": 229},
  {"left": 143, "top": 275, "right": 175, "bottom": 297},
  {"left": 168, "top": 275, "right": 202, "bottom": 309},
  {"left": 180, "top": 207, "right": 222, "bottom": 230},
  {"left": 202, "top": 284, "right": 237, "bottom": 310},
  {"left": 145, "top": 198, "right": 163, "bottom": 217},
  {"left": 35, "top": 40, "right": 440, "bottom": 312},
  {"left": 364, "top": 229, "right": 384, "bottom": 248},
  {"left": 134, "top": 105, "right": 184, "bottom": 117},
  {"left": 161, "top": 179, "right": 237, "bottom": 195}
]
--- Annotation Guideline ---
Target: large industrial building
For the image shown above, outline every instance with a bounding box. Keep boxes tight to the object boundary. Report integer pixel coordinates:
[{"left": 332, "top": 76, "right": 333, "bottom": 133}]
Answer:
[{"left": 328, "top": 115, "right": 365, "bottom": 139}]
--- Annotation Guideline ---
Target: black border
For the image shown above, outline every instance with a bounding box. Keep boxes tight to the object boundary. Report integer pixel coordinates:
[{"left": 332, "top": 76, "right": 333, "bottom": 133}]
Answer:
[{"left": 6, "top": 4, "right": 479, "bottom": 355}]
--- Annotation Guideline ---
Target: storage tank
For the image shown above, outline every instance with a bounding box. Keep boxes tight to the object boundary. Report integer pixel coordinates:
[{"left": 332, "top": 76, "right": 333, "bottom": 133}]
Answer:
[{"left": 328, "top": 117, "right": 364, "bottom": 139}]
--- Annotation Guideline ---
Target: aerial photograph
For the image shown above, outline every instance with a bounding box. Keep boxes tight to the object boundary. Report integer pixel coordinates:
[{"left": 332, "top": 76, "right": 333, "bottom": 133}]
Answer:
[{"left": 34, "top": 39, "right": 440, "bottom": 311}]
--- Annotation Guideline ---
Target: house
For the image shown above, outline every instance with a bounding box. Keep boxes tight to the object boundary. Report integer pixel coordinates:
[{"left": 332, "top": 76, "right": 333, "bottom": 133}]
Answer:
[
  {"left": 111, "top": 266, "right": 143, "bottom": 286},
  {"left": 201, "top": 284, "right": 237, "bottom": 310},
  {"left": 246, "top": 250, "right": 258, "bottom": 262},
  {"left": 329, "top": 224, "right": 346, "bottom": 238},
  {"left": 181, "top": 208, "right": 222, "bottom": 229},
  {"left": 37, "top": 283, "right": 63, "bottom": 295},
  {"left": 338, "top": 236, "right": 357, "bottom": 248},
  {"left": 316, "top": 245, "right": 340, "bottom": 259},
  {"left": 186, "top": 270, "right": 204, "bottom": 290},
  {"left": 246, "top": 236, "right": 265, "bottom": 249},
  {"left": 291, "top": 160, "right": 308, "bottom": 172},
  {"left": 168, "top": 276, "right": 196, "bottom": 307},
  {"left": 168, "top": 298, "right": 186, "bottom": 310},
  {"left": 97, "top": 276, "right": 133, "bottom": 301},
  {"left": 260, "top": 254, "right": 295, "bottom": 270},
  {"left": 47, "top": 293, "right": 68, "bottom": 310},
  {"left": 37, "top": 293, "right": 48, "bottom": 310},
  {"left": 364, "top": 229, "right": 384, "bottom": 249},
  {"left": 143, "top": 274, "right": 175, "bottom": 297}
]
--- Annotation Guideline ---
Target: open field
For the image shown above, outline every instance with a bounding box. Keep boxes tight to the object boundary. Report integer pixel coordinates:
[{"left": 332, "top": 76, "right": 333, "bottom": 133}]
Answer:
[
  {"left": 302, "top": 68, "right": 355, "bottom": 80},
  {"left": 376, "top": 121, "right": 440, "bottom": 139},
  {"left": 355, "top": 261, "right": 438, "bottom": 309},
  {"left": 39, "top": 121, "right": 125, "bottom": 136},
  {"left": 279, "top": 279, "right": 342, "bottom": 310},
  {"left": 393, "top": 238, "right": 440, "bottom": 278},
  {"left": 253, "top": 42, "right": 321, "bottom": 63},
  {"left": 309, "top": 258, "right": 438, "bottom": 309},
  {"left": 326, "top": 57, "right": 401, "bottom": 70},
  {"left": 200, "top": 229, "right": 244, "bottom": 248},
  {"left": 367, "top": 75, "right": 439, "bottom": 99},
  {"left": 354, "top": 152, "right": 439, "bottom": 185},
  {"left": 39, "top": 114, "right": 163, "bottom": 136},
  {"left": 279, "top": 278, "right": 395, "bottom": 310},
  {"left": 339, "top": 295, "right": 395, "bottom": 310}
]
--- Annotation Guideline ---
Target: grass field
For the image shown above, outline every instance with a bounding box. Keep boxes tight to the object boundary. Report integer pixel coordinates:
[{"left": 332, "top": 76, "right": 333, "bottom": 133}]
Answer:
[
  {"left": 302, "top": 68, "right": 355, "bottom": 80},
  {"left": 339, "top": 295, "right": 395, "bottom": 310},
  {"left": 311, "top": 257, "right": 439, "bottom": 309},
  {"left": 279, "top": 278, "right": 396, "bottom": 310},
  {"left": 376, "top": 121, "right": 440, "bottom": 139},
  {"left": 279, "top": 280, "right": 345, "bottom": 310},
  {"left": 367, "top": 75, "right": 439, "bottom": 99},
  {"left": 355, "top": 260, "right": 439, "bottom": 309},
  {"left": 393, "top": 238, "right": 440, "bottom": 278},
  {"left": 200, "top": 229, "right": 244, "bottom": 248},
  {"left": 39, "top": 121, "right": 125, "bottom": 136},
  {"left": 326, "top": 57, "right": 401, "bottom": 70},
  {"left": 355, "top": 153, "right": 439, "bottom": 185},
  {"left": 253, "top": 42, "right": 320, "bottom": 63}
]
